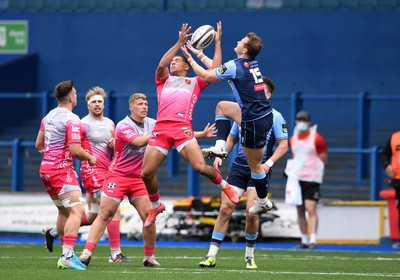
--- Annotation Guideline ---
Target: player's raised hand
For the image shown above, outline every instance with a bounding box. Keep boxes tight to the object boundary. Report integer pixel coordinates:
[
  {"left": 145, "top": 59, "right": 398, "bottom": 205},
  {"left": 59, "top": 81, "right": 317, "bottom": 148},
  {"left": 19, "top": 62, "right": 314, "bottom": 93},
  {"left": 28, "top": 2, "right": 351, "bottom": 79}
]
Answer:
[
  {"left": 178, "top": 23, "right": 192, "bottom": 45},
  {"left": 214, "top": 21, "right": 222, "bottom": 43}
]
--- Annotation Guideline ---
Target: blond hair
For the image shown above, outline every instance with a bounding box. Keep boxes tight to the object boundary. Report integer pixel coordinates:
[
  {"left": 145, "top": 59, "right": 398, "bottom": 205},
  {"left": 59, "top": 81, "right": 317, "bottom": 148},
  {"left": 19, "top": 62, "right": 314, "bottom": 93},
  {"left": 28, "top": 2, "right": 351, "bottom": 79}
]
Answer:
[
  {"left": 129, "top": 93, "right": 147, "bottom": 104},
  {"left": 86, "top": 86, "right": 107, "bottom": 102}
]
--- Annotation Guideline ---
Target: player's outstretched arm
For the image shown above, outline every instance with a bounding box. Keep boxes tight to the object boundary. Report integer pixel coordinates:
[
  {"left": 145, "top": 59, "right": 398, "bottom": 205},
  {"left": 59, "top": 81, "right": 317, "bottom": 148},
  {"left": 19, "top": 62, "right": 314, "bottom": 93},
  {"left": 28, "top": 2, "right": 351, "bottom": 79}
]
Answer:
[{"left": 156, "top": 23, "right": 191, "bottom": 78}]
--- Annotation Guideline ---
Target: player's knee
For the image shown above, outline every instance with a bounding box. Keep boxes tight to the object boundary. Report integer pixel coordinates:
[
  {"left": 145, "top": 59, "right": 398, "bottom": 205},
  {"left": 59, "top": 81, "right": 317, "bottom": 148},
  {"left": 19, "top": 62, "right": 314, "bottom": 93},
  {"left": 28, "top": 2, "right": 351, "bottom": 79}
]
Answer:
[{"left": 246, "top": 213, "right": 258, "bottom": 225}]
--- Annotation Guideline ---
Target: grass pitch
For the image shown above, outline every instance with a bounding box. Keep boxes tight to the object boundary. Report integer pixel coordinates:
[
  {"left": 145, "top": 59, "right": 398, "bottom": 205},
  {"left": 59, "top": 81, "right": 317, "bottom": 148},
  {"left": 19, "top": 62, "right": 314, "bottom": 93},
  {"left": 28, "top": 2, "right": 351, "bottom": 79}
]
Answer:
[{"left": 1, "top": 244, "right": 399, "bottom": 280}]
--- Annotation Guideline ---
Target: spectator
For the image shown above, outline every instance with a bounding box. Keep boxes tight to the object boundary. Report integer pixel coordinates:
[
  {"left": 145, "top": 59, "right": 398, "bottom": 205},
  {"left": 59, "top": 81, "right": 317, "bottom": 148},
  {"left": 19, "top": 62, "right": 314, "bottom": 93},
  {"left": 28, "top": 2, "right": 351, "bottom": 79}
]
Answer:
[
  {"left": 380, "top": 130, "right": 400, "bottom": 243},
  {"left": 285, "top": 111, "right": 327, "bottom": 249}
]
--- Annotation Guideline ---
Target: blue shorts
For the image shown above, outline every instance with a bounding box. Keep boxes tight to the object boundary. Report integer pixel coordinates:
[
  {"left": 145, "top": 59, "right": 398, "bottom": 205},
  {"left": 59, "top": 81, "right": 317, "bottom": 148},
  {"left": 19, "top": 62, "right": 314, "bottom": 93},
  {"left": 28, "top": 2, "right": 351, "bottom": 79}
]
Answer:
[
  {"left": 241, "top": 113, "right": 273, "bottom": 149},
  {"left": 226, "top": 161, "right": 271, "bottom": 191}
]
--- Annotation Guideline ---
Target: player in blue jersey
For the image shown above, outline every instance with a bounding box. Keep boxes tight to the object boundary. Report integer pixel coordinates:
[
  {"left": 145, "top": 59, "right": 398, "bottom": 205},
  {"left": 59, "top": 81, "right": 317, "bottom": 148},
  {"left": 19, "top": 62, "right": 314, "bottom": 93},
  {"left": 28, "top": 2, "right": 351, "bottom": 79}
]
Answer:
[
  {"left": 197, "top": 77, "right": 288, "bottom": 269},
  {"left": 186, "top": 31, "right": 274, "bottom": 214}
]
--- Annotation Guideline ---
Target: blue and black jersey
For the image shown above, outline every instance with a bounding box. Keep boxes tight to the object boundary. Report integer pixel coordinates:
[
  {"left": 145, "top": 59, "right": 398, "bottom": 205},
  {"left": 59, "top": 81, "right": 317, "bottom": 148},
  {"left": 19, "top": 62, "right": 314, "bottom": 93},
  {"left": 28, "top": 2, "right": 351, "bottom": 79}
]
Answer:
[{"left": 215, "top": 58, "right": 272, "bottom": 122}]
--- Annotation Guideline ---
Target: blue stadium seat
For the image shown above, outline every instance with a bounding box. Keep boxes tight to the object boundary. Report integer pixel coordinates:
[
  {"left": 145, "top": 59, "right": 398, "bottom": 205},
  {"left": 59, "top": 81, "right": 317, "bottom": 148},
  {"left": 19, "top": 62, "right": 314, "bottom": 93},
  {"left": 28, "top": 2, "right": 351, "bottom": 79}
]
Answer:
[
  {"left": 59, "top": 0, "right": 77, "bottom": 12},
  {"left": 113, "top": 0, "right": 130, "bottom": 11},
  {"left": 6, "top": 0, "right": 26, "bottom": 11},
  {"left": 339, "top": 0, "right": 358, "bottom": 9},
  {"left": 167, "top": 0, "right": 184, "bottom": 11},
  {"left": 42, "top": 0, "right": 61, "bottom": 12},
  {"left": 186, "top": 0, "right": 207, "bottom": 11},
  {"left": 224, "top": 0, "right": 246, "bottom": 10},
  {"left": 76, "top": 0, "right": 96, "bottom": 12},
  {"left": 246, "top": 0, "right": 263, "bottom": 9},
  {"left": 320, "top": 0, "right": 340, "bottom": 9},
  {"left": 358, "top": 0, "right": 378, "bottom": 9},
  {"left": 206, "top": 0, "right": 225, "bottom": 10},
  {"left": 145, "top": 0, "right": 163, "bottom": 11},
  {"left": 302, "top": 0, "right": 320, "bottom": 9},
  {"left": 129, "top": 0, "right": 147, "bottom": 10},
  {"left": 281, "top": 0, "right": 302, "bottom": 9},
  {"left": 93, "top": 0, "right": 113, "bottom": 12},
  {"left": 25, "top": 0, "right": 44, "bottom": 11},
  {"left": 264, "top": 0, "right": 284, "bottom": 9},
  {"left": 378, "top": 0, "right": 399, "bottom": 9},
  {"left": 0, "top": 0, "right": 8, "bottom": 10}
]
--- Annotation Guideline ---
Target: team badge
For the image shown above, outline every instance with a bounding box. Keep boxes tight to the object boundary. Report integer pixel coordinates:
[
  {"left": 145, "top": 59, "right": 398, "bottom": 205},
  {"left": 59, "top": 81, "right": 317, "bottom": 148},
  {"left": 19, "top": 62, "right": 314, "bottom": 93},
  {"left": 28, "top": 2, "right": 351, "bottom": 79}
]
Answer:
[
  {"left": 108, "top": 182, "right": 116, "bottom": 188},
  {"left": 244, "top": 62, "right": 249, "bottom": 68},
  {"left": 185, "top": 79, "right": 191, "bottom": 85},
  {"left": 282, "top": 124, "right": 288, "bottom": 134},
  {"left": 184, "top": 129, "right": 192, "bottom": 137},
  {"left": 218, "top": 64, "right": 227, "bottom": 74}
]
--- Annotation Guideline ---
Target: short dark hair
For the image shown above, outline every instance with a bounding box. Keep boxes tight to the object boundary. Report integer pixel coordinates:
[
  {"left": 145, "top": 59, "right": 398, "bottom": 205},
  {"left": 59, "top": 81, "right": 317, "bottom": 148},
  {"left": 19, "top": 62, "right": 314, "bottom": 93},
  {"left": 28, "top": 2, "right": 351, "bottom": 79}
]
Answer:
[
  {"left": 54, "top": 80, "right": 74, "bottom": 101},
  {"left": 178, "top": 55, "right": 190, "bottom": 69},
  {"left": 263, "top": 77, "right": 275, "bottom": 94},
  {"left": 245, "top": 32, "right": 263, "bottom": 59}
]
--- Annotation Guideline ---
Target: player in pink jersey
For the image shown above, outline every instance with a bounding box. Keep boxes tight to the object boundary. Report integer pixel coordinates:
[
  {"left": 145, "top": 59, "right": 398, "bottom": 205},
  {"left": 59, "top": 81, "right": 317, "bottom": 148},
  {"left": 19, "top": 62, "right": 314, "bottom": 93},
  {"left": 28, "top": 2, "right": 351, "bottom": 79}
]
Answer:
[
  {"left": 79, "top": 93, "right": 216, "bottom": 267},
  {"left": 140, "top": 22, "right": 239, "bottom": 228},
  {"left": 42, "top": 87, "right": 131, "bottom": 263},
  {"left": 35, "top": 80, "right": 96, "bottom": 270}
]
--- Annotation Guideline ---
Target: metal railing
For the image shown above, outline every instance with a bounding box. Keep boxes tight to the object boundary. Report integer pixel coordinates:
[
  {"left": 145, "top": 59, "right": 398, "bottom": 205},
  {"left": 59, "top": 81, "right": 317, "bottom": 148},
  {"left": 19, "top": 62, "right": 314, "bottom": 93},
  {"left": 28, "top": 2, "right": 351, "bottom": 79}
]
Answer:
[{"left": 0, "top": 139, "right": 384, "bottom": 200}]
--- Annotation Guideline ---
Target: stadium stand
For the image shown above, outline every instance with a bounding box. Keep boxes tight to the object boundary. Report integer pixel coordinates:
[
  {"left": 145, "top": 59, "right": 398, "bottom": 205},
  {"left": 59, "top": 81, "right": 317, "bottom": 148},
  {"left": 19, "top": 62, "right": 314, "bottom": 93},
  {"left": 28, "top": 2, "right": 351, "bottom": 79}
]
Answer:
[{"left": 0, "top": 0, "right": 399, "bottom": 12}]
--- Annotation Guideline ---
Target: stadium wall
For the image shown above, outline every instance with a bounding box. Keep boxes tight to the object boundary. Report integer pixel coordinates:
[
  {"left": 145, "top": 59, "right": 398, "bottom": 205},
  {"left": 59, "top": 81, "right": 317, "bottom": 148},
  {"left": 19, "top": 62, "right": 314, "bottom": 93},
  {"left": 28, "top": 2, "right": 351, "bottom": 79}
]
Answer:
[{"left": 0, "top": 10, "right": 399, "bottom": 130}]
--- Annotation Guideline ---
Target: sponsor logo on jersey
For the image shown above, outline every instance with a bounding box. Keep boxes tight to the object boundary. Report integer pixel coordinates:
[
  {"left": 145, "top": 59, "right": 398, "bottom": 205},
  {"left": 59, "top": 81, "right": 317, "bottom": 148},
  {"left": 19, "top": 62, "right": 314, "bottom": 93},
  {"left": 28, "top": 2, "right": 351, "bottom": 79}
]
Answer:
[
  {"left": 254, "top": 83, "right": 265, "bottom": 91},
  {"left": 152, "top": 132, "right": 159, "bottom": 137},
  {"left": 107, "top": 182, "right": 116, "bottom": 188},
  {"left": 218, "top": 64, "right": 227, "bottom": 74},
  {"left": 71, "top": 126, "right": 81, "bottom": 133}
]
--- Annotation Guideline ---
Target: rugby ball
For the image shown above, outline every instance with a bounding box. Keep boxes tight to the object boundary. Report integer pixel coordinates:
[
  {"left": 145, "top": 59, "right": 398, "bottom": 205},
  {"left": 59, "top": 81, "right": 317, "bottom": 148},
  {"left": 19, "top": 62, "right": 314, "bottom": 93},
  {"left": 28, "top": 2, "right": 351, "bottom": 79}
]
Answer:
[{"left": 190, "top": 25, "right": 215, "bottom": 50}]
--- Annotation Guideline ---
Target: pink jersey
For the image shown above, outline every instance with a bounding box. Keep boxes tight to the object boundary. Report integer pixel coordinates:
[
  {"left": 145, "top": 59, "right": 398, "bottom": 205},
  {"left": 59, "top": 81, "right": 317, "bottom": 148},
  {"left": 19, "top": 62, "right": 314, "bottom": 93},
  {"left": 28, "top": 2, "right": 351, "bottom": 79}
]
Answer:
[
  {"left": 155, "top": 74, "right": 208, "bottom": 124},
  {"left": 80, "top": 115, "right": 115, "bottom": 174},
  {"left": 107, "top": 116, "right": 156, "bottom": 178},
  {"left": 39, "top": 107, "right": 82, "bottom": 173}
]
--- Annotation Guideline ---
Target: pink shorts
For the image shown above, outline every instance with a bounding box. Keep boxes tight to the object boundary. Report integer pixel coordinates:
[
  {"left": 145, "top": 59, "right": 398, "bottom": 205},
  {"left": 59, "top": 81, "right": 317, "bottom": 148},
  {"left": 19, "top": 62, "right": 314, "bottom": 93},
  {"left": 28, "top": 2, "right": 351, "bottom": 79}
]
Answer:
[
  {"left": 40, "top": 169, "right": 81, "bottom": 196},
  {"left": 81, "top": 169, "right": 106, "bottom": 195},
  {"left": 148, "top": 121, "right": 195, "bottom": 152},
  {"left": 102, "top": 176, "right": 148, "bottom": 201}
]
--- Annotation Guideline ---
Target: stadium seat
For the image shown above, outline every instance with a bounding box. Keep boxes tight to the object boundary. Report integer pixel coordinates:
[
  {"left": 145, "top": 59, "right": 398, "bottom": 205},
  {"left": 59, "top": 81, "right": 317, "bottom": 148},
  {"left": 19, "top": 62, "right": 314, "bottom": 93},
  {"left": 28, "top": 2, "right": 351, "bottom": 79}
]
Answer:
[
  {"left": 264, "top": 0, "right": 284, "bottom": 9},
  {"left": 145, "top": 0, "right": 163, "bottom": 11},
  {"left": 25, "top": 0, "right": 43, "bottom": 11},
  {"left": 339, "top": 0, "right": 358, "bottom": 9},
  {"left": 93, "top": 0, "right": 113, "bottom": 12},
  {"left": 0, "top": 0, "right": 8, "bottom": 10},
  {"left": 59, "top": 0, "right": 77, "bottom": 12},
  {"left": 167, "top": 0, "right": 184, "bottom": 11},
  {"left": 113, "top": 0, "right": 130, "bottom": 11},
  {"left": 357, "top": 0, "right": 378, "bottom": 9},
  {"left": 206, "top": 0, "right": 225, "bottom": 10},
  {"left": 129, "top": 0, "right": 147, "bottom": 10},
  {"left": 76, "top": 0, "right": 96, "bottom": 12},
  {"left": 42, "top": 0, "right": 61, "bottom": 12},
  {"left": 186, "top": 0, "right": 207, "bottom": 11},
  {"left": 302, "top": 0, "right": 320, "bottom": 9},
  {"left": 378, "top": 0, "right": 399, "bottom": 9},
  {"left": 246, "top": 0, "right": 264, "bottom": 9},
  {"left": 6, "top": 0, "right": 26, "bottom": 11},
  {"left": 320, "top": 0, "right": 340, "bottom": 9},
  {"left": 224, "top": 0, "right": 246, "bottom": 10},
  {"left": 281, "top": 0, "right": 302, "bottom": 9}
]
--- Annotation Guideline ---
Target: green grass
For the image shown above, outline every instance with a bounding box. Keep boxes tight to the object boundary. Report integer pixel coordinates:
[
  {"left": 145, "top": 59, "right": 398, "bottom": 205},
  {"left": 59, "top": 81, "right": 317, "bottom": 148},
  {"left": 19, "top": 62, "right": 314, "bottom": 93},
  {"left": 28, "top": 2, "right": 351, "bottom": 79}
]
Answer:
[{"left": 1, "top": 244, "right": 400, "bottom": 280}]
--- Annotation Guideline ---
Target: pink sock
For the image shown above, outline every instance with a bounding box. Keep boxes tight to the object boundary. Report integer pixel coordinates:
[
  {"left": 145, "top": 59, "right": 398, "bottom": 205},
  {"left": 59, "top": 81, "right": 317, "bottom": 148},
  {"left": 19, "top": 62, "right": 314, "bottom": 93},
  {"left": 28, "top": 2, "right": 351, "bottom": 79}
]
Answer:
[
  {"left": 107, "top": 220, "right": 121, "bottom": 250},
  {"left": 85, "top": 242, "right": 97, "bottom": 252},
  {"left": 148, "top": 191, "right": 160, "bottom": 203},
  {"left": 144, "top": 246, "right": 154, "bottom": 257},
  {"left": 211, "top": 172, "right": 222, "bottom": 184},
  {"left": 80, "top": 214, "right": 90, "bottom": 226},
  {"left": 63, "top": 234, "right": 77, "bottom": 248}
]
